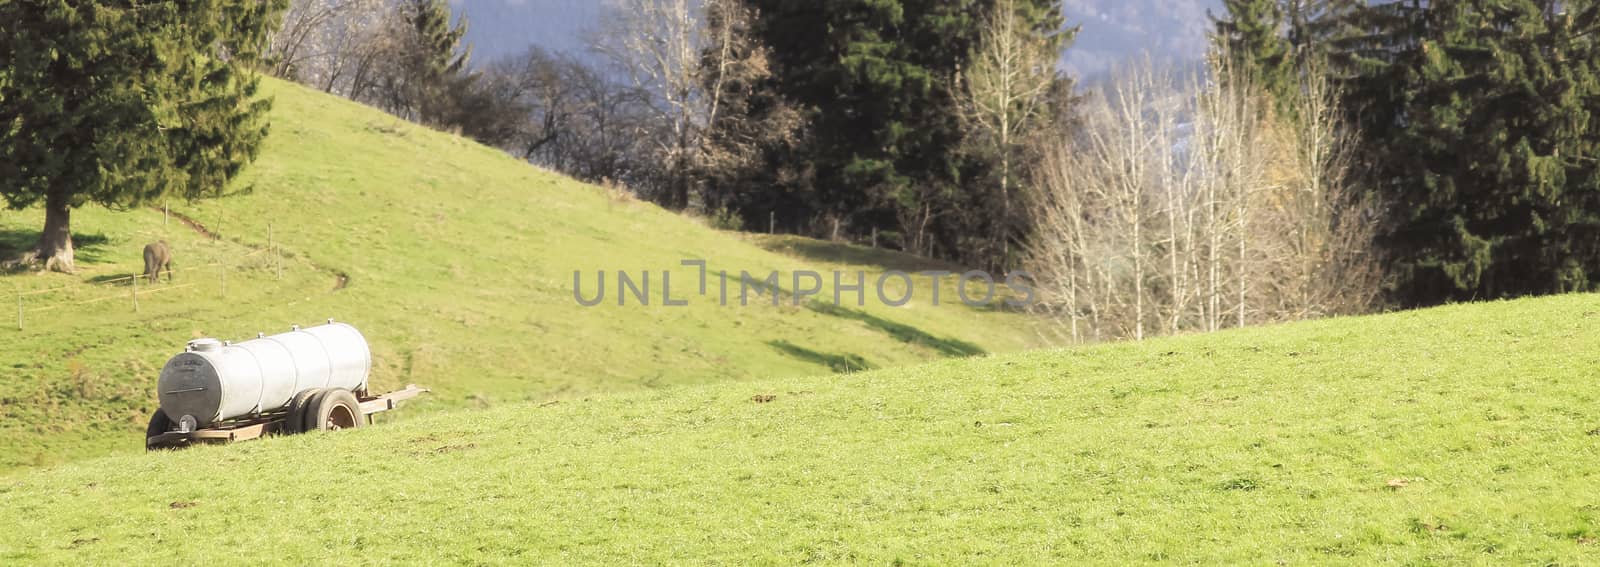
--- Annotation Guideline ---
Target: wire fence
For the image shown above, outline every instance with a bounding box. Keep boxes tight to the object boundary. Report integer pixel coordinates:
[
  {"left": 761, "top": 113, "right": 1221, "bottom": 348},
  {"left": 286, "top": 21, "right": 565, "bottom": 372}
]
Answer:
[{"left": 12, "top": 224, "right": 292, "bottom": 331}]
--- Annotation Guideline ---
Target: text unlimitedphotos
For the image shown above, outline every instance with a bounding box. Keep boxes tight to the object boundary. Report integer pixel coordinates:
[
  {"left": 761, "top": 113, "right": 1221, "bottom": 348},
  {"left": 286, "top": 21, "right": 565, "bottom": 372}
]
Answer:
[{"left": 574, "top": 260, "right": 1034, "bottom": 308}]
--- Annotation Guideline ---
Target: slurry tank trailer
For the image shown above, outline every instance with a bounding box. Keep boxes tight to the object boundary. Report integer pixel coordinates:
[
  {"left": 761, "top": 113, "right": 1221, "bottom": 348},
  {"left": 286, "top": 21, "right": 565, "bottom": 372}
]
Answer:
[{"left": 146, "top": 320, "right": 426, "bottom": 450}]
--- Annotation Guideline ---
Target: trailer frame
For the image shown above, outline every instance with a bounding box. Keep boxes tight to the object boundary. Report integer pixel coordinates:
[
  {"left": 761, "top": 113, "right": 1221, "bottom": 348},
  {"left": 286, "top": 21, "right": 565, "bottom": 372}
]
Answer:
[{"left": 146, "top": 384, "right": 428, "bottom": 450}]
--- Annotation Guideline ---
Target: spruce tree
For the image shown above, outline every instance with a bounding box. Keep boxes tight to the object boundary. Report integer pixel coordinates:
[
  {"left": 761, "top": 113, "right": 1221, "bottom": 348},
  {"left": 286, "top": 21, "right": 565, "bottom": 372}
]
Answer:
[
  {"left": 0, "top": 1, "right": 286, "bottom": 272},
  {"left": 396, "top": 0, "right": 470, "bottom": 127},
  {"left": 1283, "top": 0, "right": 1364, "bottom": 62},
  {"left": 1345, "top": 0, "right": 1600, "bottom": 303},
  {"left": 744, "top": 0, "right": 1011, "bottom": 256},
  {"left": 1214, "top": 0, "right": 1295, "bottom": 105},
  {"left": 1214, "top": 0, "right": 1364, "bottom": 109},
  {"left": 743, "top": 1, "right": 950, "bottom": 247}
]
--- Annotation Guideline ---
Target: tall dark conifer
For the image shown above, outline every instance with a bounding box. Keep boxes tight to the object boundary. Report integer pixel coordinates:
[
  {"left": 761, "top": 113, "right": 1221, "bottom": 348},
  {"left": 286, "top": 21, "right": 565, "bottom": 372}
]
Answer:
[
  {"left": 740, "top": 0, "right": 1071, "bottom": 261},
  {"left": 1215, "top": 0, "right": 1295, "bottom": 105},
  {"left": 1344, "top": 0, "right": 1600, "bottom": 303},
  {"left": 391, "top": 0, "right": 470, "bottom": 126},
  {"left": 744, "top": 0, "right": 986, "bottom": 254},
  {"left": 1284, "top": 0, "right": 1365, "bottom": 62},
  {"left": 1215, "top": 0, "right": 1365, "bottom": 110},
  {"left": 0, "top": 1, "right": 287, "bottom": 272}
]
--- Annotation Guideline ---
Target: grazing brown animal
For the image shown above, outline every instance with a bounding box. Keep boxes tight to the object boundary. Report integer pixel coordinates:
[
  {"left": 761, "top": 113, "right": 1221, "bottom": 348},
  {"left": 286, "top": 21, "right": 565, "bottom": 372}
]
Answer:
[{"left": 143, "top": 240, "right": 173, "bottom": 283}]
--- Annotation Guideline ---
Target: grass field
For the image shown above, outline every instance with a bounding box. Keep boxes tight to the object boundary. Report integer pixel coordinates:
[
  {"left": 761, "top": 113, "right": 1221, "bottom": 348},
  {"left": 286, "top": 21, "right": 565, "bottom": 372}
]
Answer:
[
  {"left": 1, "top": 294, "right": 1597, "bottom": 563},
  {"left": 0, "top": 78, "right": 1043, "bottom": 472}
]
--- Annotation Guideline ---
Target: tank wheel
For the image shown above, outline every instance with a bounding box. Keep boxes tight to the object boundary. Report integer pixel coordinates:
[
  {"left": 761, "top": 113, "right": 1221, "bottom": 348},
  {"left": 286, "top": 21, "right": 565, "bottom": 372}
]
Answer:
[
  {"left": 285, "top": 388, "right": 324, "bottom": 435},
  {"left": 305, "top": 389, "right": 363, "bottom": 433},
  {"left": 145, "top": 409, "right": 174, "bottom": 451}
]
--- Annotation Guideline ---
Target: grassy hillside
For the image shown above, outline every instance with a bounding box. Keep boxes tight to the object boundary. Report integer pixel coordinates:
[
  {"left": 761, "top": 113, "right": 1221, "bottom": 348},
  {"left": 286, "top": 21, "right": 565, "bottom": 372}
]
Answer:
[
  {"left": 2, "top": 294, "right": 1597, "bottom": 563},
  {"left": 0, "top": 78, "right": 1042, "bottom": 472}
]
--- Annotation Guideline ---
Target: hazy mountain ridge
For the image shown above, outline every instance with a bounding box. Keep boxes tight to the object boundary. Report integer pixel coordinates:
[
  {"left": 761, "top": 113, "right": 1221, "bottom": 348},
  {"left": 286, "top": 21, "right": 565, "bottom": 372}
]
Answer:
[
  {"left": 1063, "top": 0, "right": 1220, "bottom": 77},
  {"left": 450, "top": 0, "right": 1222, "bottom": 76}
]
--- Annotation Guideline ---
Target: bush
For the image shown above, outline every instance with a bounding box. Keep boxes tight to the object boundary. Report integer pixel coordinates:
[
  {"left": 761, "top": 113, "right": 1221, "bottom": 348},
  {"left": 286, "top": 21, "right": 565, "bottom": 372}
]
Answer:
[{"left": 708, "top": 207, "right": 744, "bottom": 231}]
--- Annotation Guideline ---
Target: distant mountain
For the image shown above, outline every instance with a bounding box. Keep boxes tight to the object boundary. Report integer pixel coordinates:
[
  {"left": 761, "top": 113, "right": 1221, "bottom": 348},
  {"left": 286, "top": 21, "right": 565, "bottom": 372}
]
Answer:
[
  {"left": 1062, "top": 0, "right": 1221, "bottom": 78},
  {"left": 451, "top": 0, "right": 1224, "bottom": 77},
  {"left": 450, "top": 0, "right": 601, "bottom": 62}
]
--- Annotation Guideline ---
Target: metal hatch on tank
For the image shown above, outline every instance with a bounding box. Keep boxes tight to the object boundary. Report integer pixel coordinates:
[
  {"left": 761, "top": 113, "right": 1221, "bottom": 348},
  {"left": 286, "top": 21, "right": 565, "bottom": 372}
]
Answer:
[{"left": 146, "top": 319, "right": 427, "bottom": 450}]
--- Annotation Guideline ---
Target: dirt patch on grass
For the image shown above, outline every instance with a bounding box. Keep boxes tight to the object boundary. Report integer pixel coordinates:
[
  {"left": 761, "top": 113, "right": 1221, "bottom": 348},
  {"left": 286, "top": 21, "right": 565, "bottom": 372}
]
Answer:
[{"left": 158, "top": 208, "right": 218, "bottom": 240}]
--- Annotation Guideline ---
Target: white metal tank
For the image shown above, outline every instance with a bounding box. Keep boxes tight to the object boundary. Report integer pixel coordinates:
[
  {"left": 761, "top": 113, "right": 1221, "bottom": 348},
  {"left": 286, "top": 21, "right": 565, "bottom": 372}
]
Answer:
[{"left": 157, "top": 321, "right": 371, "bottom": 427}]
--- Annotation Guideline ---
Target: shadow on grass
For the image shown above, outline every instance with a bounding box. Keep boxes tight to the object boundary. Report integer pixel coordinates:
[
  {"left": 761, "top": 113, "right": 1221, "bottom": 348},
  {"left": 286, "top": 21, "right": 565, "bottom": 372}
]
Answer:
[
  {"left": 750, "top": 234, "right": 954, "bottom": 272},
  {"left": 86, "top": 270, "right": 172, "bottom": 285},
  {"left": 0, "top": 230, "right": 113, "bottom": 271},
  {"left": 806, "top": 301, "right": 986, "bottom": 358},
  {"left": 708, "top": 270, "right": 795, "bottom": 304},
  {"left": 767, "top": 340, "right": 874, "bottom": 374},
  {"left": 964, "top": 298, "right": 1031, "bottom": 314}
]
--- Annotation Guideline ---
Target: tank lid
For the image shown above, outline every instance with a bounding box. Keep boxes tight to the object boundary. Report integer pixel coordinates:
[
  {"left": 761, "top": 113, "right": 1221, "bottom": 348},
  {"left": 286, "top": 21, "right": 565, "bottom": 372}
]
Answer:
[{"left": 187, "top": 338, "right": 223, "bottom": 353}]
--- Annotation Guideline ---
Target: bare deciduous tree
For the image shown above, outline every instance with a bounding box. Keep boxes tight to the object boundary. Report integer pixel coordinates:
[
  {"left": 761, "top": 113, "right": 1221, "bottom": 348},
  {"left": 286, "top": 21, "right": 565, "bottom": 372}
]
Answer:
[
  {"left": 494, "top": 47, "right": 574, "bottom": 160},
  {"left": 958, "top": 0, "right": 1061, "bottom": 264},
  {"left": 591, "top": 0, "right": 743, "bottom": 210},
  {"left": 1027, "top": 56, "right": 1379, "bottom": 344},
  {"left": 696, "top": 1, "right": 806, "bottom": 219},
  {"left": 479, "top": 47, "right": 660, "bottom": 189},
  {"left": 267, "top": 0, "right": 388, "bottom": 96}
]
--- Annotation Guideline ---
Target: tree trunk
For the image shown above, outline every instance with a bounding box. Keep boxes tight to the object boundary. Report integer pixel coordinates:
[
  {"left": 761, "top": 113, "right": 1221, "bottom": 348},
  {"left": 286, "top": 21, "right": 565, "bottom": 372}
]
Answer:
[
  {"left": 670, "top": 150, "right": 691, "bottom": 210},
  {"left": 1132, "top": 208, "right": 1144, "bottom": 341},
  {"left": 37, "top": 192, "right": 76, "bottom": 273},
  {"left": 1000, "top": 126, "right": 1012, "bottom": 270}
]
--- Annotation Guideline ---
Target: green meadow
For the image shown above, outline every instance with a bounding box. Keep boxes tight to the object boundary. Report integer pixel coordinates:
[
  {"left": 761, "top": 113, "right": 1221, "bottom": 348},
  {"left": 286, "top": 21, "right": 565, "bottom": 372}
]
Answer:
[
  {"left": 2, "top": 294, "right": 1597, "bottom": 563},
  {"left": 0, "top": 78, "right": 1042, "bottom": 472}
]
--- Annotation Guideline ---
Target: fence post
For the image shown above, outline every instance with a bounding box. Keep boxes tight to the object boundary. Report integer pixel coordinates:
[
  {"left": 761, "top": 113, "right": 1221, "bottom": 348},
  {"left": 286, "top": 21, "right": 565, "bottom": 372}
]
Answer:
[
  {"left": 271, "top": 223, "right": 282, "bottom": 280},
  {"left": 769, "top": 211, "right": 775, "bottom": 234},
  {"left": 219, "top": 262, "right": 226, "bottom": 298},
  {"left": 163, "top": 199, "right": 169, "bottom": 227},
  {"left": 132, "top": 274, "right": 140, "bottom": 313}
]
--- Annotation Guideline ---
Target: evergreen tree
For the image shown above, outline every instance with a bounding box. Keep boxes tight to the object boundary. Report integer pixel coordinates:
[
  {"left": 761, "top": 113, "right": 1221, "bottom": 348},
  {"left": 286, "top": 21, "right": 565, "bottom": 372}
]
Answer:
[
  {"left": 386, "top": 0, "right": 470, "bottom": 126},
  {"left": 1283, "top": 0, "right": 1364, "bottom": 61},
  {"left": 742, "top": 0, "right": 1072, "bottom": 259},
  {"left": 0, "top": 1, "right": 287, "bottom": 272},
  {"left": 1214, "top": 0, "right": 1295, "bottom": 105},
  {"left": 741, "top": 0, "right": 977, "bottom": 252},
  {"left": 1345, "top": 0, "right": 1600, "bottom": 303},
  {"left": 1214, "top": 0, "right": 1364, "bottom": 109}
]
